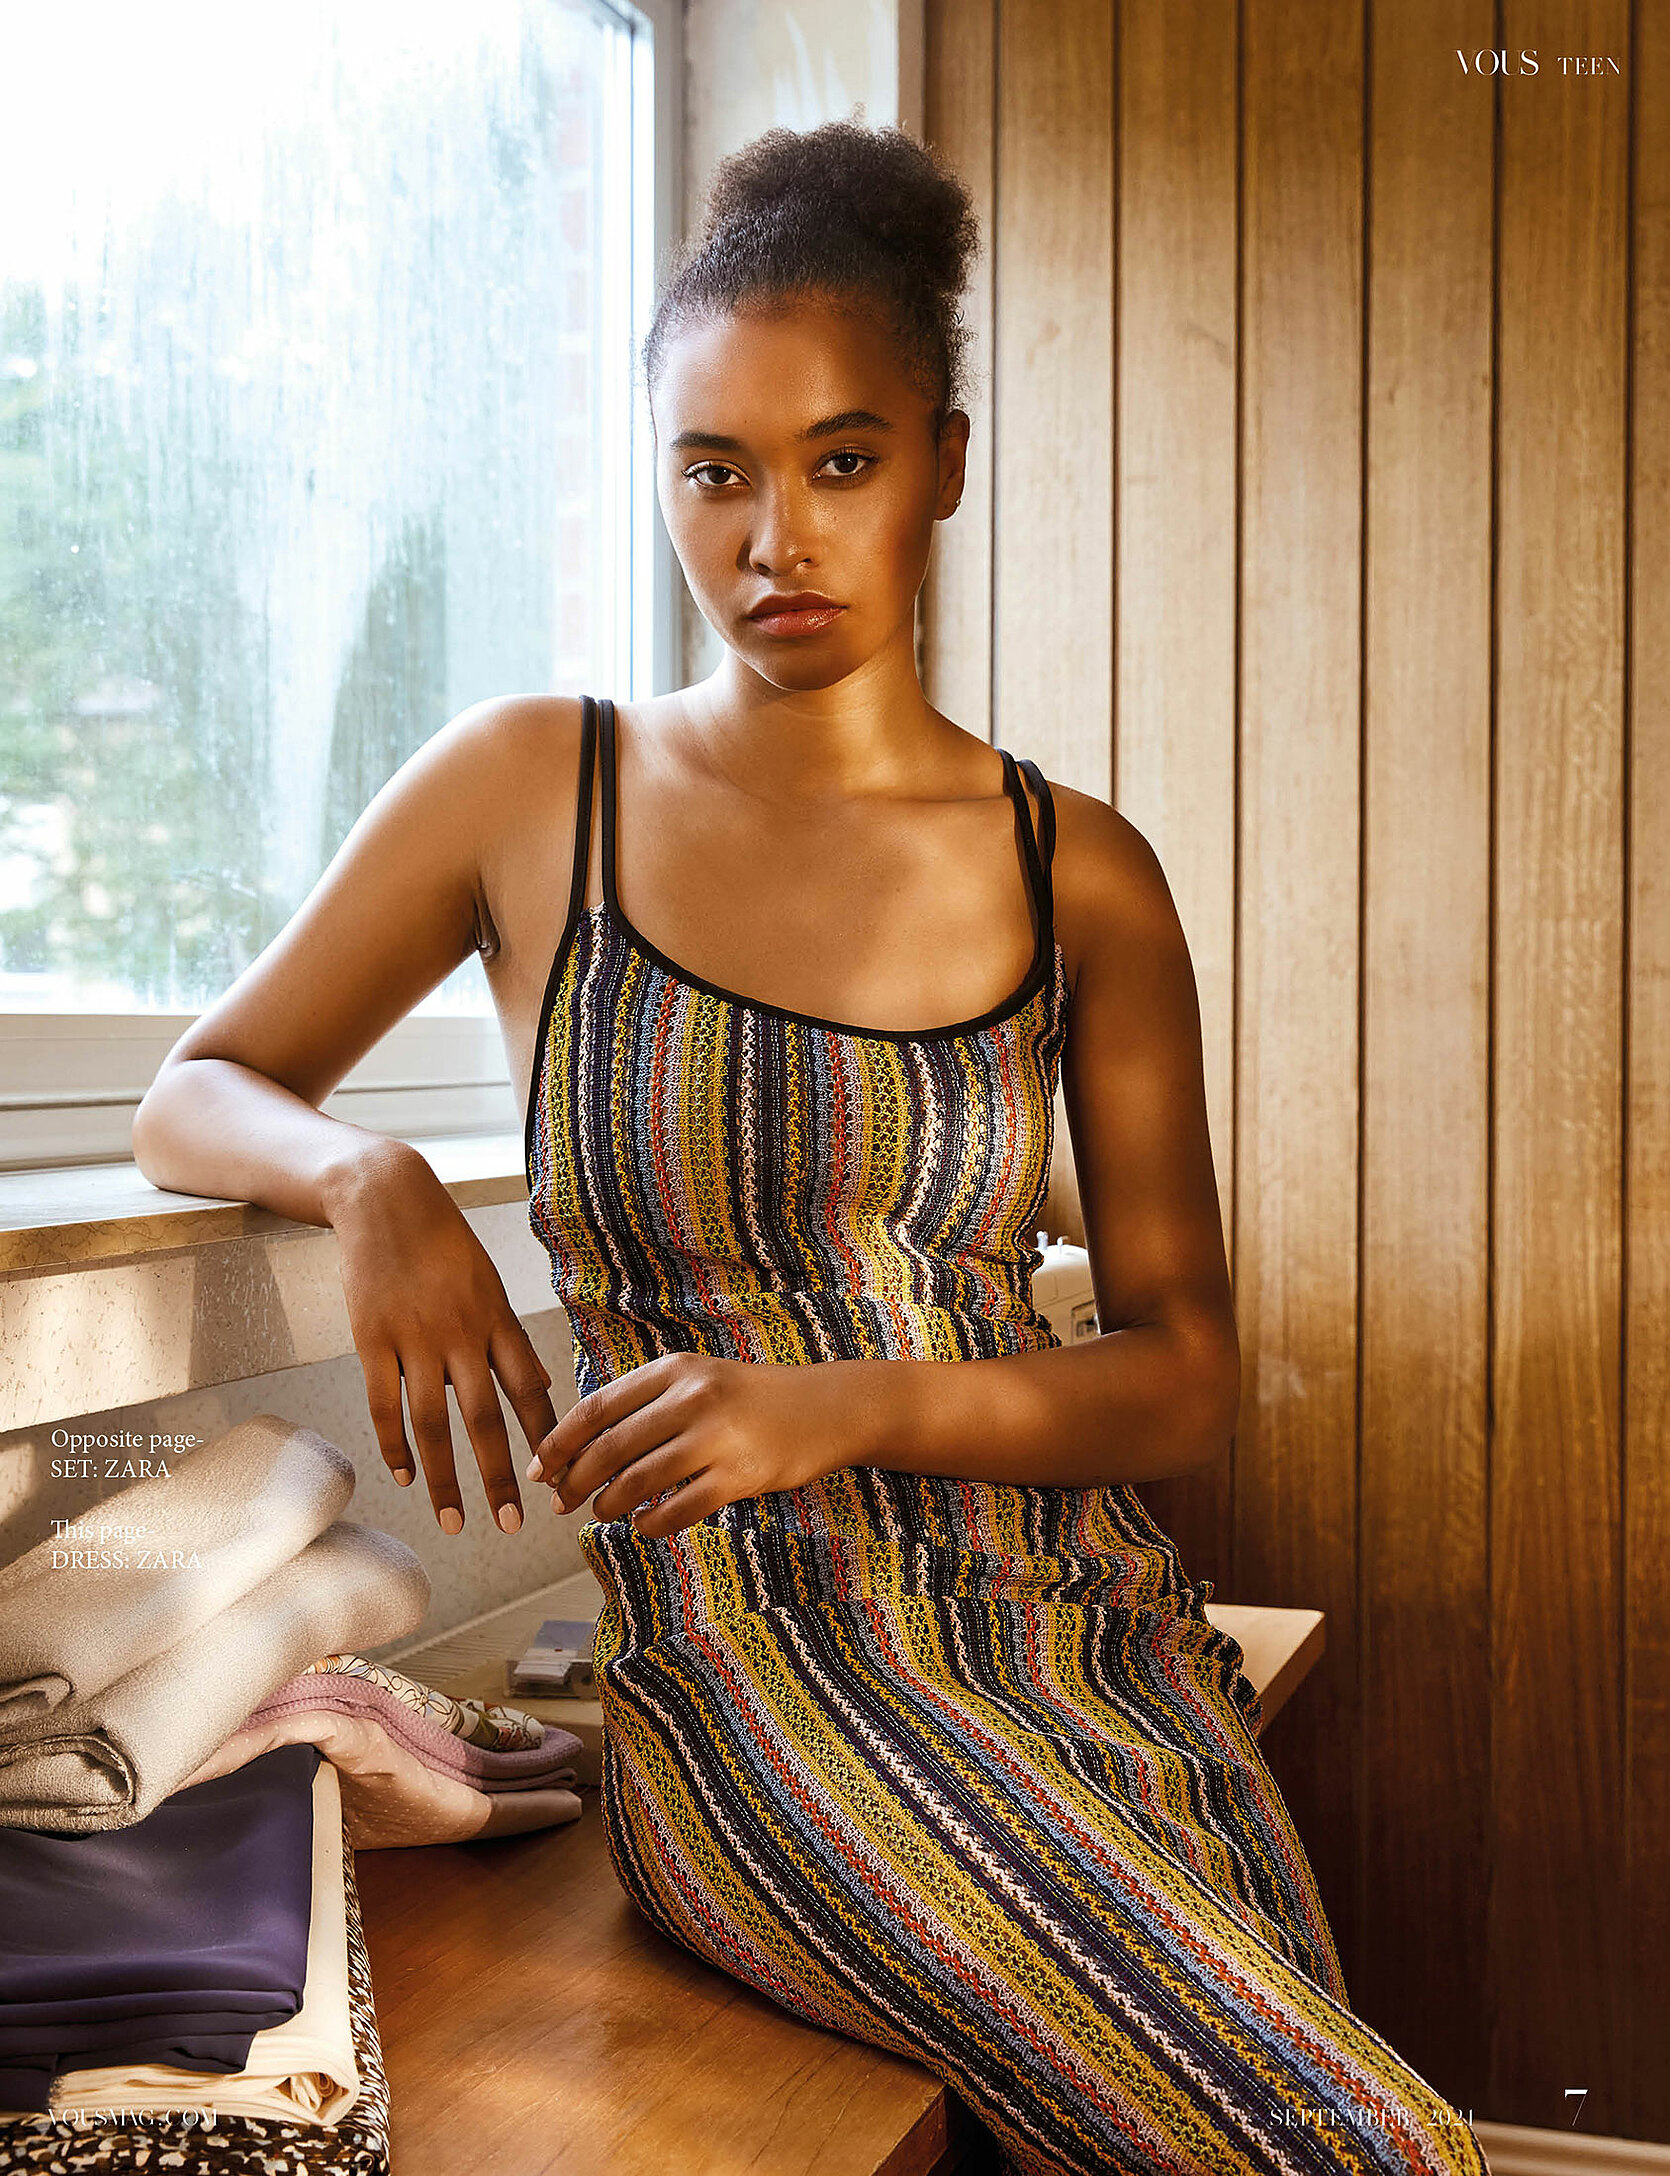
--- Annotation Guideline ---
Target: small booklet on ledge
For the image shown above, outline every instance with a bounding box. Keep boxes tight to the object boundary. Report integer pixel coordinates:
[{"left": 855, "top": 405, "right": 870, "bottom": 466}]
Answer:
[{"left": 509, "top": 1620, "right": 598, "bottom": 1698}]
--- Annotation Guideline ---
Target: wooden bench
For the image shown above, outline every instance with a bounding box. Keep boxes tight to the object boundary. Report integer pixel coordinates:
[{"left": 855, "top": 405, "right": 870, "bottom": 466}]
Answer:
[{"left": 356, "top": 1576, "right": 1324, "bottom": 2176}]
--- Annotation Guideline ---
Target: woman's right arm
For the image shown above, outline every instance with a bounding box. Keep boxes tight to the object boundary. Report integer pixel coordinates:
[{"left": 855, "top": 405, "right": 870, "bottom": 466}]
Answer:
[{"left": 131, "top": 693, "right": 578, "bottom": 1537}]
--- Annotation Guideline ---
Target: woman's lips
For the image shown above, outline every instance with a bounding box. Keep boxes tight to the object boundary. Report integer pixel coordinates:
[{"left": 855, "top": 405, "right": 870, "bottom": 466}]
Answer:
[{"left": 747, "top": 604, "right": 846, "bottom": 637}]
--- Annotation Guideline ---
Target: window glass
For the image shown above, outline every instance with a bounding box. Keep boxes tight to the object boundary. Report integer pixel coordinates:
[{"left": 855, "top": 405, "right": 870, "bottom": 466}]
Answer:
[{"left": 0, "top": 0, "right": 636, "bottom": 1017}]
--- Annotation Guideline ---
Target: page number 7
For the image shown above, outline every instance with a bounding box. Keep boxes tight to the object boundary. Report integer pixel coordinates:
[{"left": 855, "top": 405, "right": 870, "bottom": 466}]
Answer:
[{"left": 1565, "top": 2089, "right": 1587, "bottom": 2128}]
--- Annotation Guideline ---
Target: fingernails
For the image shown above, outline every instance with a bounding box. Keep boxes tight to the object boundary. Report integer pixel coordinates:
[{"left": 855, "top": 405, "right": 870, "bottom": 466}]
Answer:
[
  {"left": 438, "top": 1506, "right": 464, "bottom": 1534},
  {"left": 497, "top": 1502, "right": 523, "bottom": 1534},
  {"left": 392, "top": 1468, "right": 414, "bottom": 1486},
  {"left": 525, "top": 1455, "right": 544, "bottom": 1482}
]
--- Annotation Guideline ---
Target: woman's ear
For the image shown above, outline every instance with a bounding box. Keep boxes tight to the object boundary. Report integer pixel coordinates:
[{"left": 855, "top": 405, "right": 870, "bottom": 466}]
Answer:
[{"left": 935, "top": 408, "right": 971, "bottom": 520}]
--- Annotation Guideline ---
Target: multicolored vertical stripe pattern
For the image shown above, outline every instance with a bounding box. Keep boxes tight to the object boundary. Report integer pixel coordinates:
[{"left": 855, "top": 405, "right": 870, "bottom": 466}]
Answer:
[{"left": 523, "top": 697, "right": 1488, "bottom": 2176}]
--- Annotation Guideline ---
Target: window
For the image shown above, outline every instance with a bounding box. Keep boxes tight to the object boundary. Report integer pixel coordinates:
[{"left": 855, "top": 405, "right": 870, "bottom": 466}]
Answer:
[{"left": 0, "top": 0, "right": 680, "bottom": 1170}]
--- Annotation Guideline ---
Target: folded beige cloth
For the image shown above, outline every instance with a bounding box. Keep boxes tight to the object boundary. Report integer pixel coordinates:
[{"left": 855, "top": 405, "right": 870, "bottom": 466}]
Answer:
[
  {"left": 183, "top": 1707, "right": 583, "bottom": 1848},
  {"left": 49, "top": 1760, "right": 360, "bottom": 2125},
  {"left": 0, "top": 1522, "right": 430, "bottom": 1832},
  {"left": 0, "top": 1415, "right": 355, "bottom": 1731}
]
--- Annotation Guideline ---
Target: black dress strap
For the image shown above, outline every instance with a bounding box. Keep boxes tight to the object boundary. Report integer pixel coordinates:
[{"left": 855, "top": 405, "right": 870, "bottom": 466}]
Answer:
[
  {"left": 1002, "top": 749, "right": 1055, "bottom": 952},
  {"left": 599, "top": 695, "right": 622, "bottom": 921},
  {"left": 566, "top": 694, "right": 599, "bottom": 927},
  {"left": 524, "top": 692, "right": 601, "bottom": 1181}
]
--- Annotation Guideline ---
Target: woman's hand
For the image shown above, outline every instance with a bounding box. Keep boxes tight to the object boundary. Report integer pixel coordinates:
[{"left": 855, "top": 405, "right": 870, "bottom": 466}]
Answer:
[
  {"left": 525, "top": 1352, "right": 878, "bottom": 1539},
  {"left": 326, "top": 1138, "right": 561, "bottom": 1536}
]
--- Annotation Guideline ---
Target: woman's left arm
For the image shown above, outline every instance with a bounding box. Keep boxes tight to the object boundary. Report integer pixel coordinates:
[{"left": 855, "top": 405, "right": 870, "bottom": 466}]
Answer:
[
  {"left": 859, "top": 780, "right": 1240, "bottom": 1490},
  {"left": 531, "top": 785, "right": 1240, "bottom": 1533}
]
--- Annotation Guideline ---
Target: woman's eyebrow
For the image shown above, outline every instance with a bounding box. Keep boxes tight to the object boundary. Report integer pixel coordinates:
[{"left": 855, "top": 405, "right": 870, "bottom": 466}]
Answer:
[{"left": 669, "top": 409, "right": 895, "bottom": 453}]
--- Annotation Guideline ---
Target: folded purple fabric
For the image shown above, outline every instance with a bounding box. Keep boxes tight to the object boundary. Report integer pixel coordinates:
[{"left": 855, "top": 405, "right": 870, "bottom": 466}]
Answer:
[
  {"left": 242, "top": 1674, "right": 582, "bottom": 1791},
  {"left": 0, "top": 1744, "right": 317, "bottom": 2113}
]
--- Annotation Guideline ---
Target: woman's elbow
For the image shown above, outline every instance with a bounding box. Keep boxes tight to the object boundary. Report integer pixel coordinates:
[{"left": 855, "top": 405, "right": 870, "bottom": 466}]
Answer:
[
  {"left": 1173, "top": 1325, "right": 1241, "bottom": 1474},
  {"left": 131, "top": 1055, "right": 203, "bottom": 1188}
]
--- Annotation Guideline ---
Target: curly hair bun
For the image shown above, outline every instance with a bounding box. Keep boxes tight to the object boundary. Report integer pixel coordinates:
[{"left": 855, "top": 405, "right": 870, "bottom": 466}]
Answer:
[
  {"left": 699, "top": 119, "right": 977, "bottom": 298},
  {"left": 644, "top": 117, "right": 982, "bottom": 421}
]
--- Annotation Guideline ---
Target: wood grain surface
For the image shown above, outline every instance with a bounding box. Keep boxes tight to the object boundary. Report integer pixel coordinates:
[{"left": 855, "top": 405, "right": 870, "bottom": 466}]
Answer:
[
  {"left": 354, "top": 1813, "right": 970, "bottom": 2176},
  {"left": 1107, "top": 0, "right": 1241, "bottom": 1716},
  {"left": 1493, "top": 0, "right": 1630, "bottom": 2123},
  {"left": 1232, "top": 0, "right": 1367, "bottom": 2009},
  {"left": 1625, "top": 0, "right": 1670, "bottom": 2142},
  {"left": 1358, "top": 0, "right": 1494, "bottom": 2105},
  {"left": 920, "top": 0, "right": 1658, "bottom": 2140}
]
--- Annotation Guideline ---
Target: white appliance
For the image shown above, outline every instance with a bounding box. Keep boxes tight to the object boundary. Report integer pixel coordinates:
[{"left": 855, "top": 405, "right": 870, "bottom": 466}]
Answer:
[{"left": 1033, "top": 1240, "right": 1100, "bottom": 1345}]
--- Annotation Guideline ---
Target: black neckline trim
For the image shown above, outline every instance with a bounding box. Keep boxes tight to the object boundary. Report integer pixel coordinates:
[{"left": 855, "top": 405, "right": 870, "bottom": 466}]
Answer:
[
  {"left": 597, "top": 696, "right": 1058, "bottom": 1046},
  {"left": 595, "top": 897, "right": 1061, "bottom": 1046}
]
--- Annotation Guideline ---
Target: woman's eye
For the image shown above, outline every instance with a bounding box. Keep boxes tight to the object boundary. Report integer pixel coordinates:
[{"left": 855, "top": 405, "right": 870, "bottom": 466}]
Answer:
[{"left": 684, "top": 452, "right": 875, "bottom": 490}]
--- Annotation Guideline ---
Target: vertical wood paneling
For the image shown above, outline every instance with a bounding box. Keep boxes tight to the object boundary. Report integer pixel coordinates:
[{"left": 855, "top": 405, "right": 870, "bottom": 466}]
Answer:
[
  {"left": 924, "top": 0, "right": 1663, "bottom": 2133},
  {"left": 1234, "top": 0, "right": 1365, "bottom": 1978},
  {"left": 1111, "top": 0, "right": 1240, "bottom": 1600},
  {"left": 922, "top": 0, "right": 997, "bottom": 743},
  {"left": 992, "top": 0, "right": 1114, "bottom": 795},
  {"left": 1625, "top": 0, "right": 1670, "bottom": 2143},
  {"left": 1493, "top": 0, "right": 1629, "bottom": 2124},
  {"left": 1358, "top": 0, "right": 1494, "bottom": 2107}
]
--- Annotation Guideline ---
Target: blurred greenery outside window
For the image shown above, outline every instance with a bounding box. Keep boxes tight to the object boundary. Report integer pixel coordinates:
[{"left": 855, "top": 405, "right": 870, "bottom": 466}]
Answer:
[{"left": 0, "top": 0, "right": 676, "bottom": 1170}]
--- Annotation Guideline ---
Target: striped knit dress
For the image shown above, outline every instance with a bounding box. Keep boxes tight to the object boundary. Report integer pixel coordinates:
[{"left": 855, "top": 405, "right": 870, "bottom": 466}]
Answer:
[{"left": 525, "top": 695, "right": 1488, "bottom": 2176}]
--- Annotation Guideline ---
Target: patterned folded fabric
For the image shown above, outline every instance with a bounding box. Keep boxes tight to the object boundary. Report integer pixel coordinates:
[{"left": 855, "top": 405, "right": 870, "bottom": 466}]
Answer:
[
  {"left": 0, "top": 1525, "right": 430, "bottom": 1833},
  {"left": 49, "top": 1759, "right": 357, "bottom": 2125},
  {"left": 297, "top": 1653, "right": 553, "bottom": 1752},
  {"left": 182, "top": 1707, "right": 583, "bottom": 1849},
  {"left": 238, "top": 1654, "right": 582, "bottom": 1789},
  {"left": 0, "top": 1417, "right": 354, "bottom": 1730},
  {"left": 0, "top": 1831, "right": 390, "bottom": 2174},
  {"left": 0, "top": 1746, "right": 318, "bottom": 2113}
]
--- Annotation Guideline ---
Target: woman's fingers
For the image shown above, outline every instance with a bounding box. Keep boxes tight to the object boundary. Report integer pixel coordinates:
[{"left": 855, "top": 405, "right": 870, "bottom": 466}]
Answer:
[
  {"left": 553, "top": 1396, "right": 682, "bottom": 1513},
  {"left": 591, "top": 1440, "right": 706, "bottom": 1524},
  {"left": 450, "top": 1354, "right": 525, "bottom": 1534},
  {"left": 361, "top": 1344, "right": 416, "bottom": 1486},
  {"left": 403, "top": 1360, "right": 466, "bottom": 1532},
  {"left": 490, "top": 1323, "right": 562, "bottom": 1475},
  {"left": 632, "top": 1473, "right": 725, "bottom": 1540},
  {"left": 531, "top": 1354, "right": 704, "bottom": 1491}
]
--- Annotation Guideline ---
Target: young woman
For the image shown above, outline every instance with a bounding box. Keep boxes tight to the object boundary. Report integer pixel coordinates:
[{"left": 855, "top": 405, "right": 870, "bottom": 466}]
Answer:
[{"left": 134, "top": 119, "right": 1488, "bottom": 2176}]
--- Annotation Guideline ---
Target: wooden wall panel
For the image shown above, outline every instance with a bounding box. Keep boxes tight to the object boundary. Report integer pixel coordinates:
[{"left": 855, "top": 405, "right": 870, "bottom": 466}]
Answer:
[
  {"left": 922, "top": 0, "right": 1660, "bottom": 2137},
  {"left": 1492, "top": 0, "right": 1630, "bottom": 2121},
  {"left": 1110, "top": 0, "right": 1239, "bottom": 1601},
  {"left": 1625, "top": 0, "right": 1670, "bottom": 2142},
  {"left": 991, "top": 0, "right": 1113, "bottom": 796},
  {"left": 922, "top": 0, "right": 996, "bottom": 743},
  {"left": 1233, "top": 0, "right": 1365, "bottom": 1975},
  {"left": 1358, "top": 0, "right": 1494, "bottom": 2105}
]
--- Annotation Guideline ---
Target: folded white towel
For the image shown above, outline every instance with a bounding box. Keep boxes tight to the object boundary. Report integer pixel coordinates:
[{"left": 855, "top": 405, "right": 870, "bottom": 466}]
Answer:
[
  {"left": 0, "top": 1522, "right": 430, "bottom": 1832},
  {"left": 0, "top": 1415, "right": 355, "bottom": 1731}
]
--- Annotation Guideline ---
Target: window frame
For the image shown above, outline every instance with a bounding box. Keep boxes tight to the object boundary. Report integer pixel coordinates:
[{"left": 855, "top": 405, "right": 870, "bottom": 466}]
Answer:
[{"left": 0, "top": 0, "right": 684, "bottom": 1177}]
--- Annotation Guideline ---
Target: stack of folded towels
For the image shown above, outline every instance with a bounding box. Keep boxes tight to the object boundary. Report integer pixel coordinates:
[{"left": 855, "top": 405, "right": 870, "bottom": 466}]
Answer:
[
  {"left": 0, "top": 1744, "right": 390, "bottom": 2174},
  {"left": 0, "top": 1415, "right": 431, "bottom": 1833},
  {"left": 0, "top": 1414, "right": 586, "bottom": 2170}
]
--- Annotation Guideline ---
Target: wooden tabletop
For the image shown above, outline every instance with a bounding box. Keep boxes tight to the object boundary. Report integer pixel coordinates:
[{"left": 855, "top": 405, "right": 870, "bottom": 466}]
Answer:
[
  {"left": 360, "top": 1588, "right": 1325, "bottom": 2172},
  {"left": 354, "top": 1807, "right": 979, "bottom": 2176}
]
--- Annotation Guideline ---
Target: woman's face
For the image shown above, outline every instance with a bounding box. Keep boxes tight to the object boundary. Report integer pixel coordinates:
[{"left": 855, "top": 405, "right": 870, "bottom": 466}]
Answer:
[{"left": 651, "top": 297, "right": 968, "bottom": 689}]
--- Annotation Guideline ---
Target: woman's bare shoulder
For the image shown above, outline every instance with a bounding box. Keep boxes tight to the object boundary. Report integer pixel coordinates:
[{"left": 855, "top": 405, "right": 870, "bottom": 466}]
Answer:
[
  {"left": 439, "top": 691, "right": 589, "bottom": 896},
  {"left": 1037, "top": 775, "right": 1190, "bottom": 999},
  {"left": 435, "top": 691, "right": 587, "bottom": 819}
]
